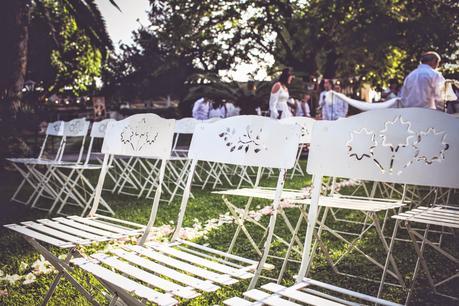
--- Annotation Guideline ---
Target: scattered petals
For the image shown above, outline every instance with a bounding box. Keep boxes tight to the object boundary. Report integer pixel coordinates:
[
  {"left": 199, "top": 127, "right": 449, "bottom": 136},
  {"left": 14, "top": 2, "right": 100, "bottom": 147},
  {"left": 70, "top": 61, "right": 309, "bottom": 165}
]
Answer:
[
  {"left": 22, "top": 273, "right": 36, "bottom": 285},
  {"left": 3, "top": 274, "right": 21, "bottom": 285}
]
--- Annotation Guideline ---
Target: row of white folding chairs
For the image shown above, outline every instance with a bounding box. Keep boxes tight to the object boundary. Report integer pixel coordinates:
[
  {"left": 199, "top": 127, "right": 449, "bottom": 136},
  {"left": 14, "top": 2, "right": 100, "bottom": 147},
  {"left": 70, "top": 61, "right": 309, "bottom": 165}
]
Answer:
[
  {"left": 211, "top": 109, "right": 459, "bottom": 304},
  {"left": 8, "top": 118, "right": 115, "bottom": 216},
  {"left": 8, "top": 111, "right": 453, "bottom": 305}
]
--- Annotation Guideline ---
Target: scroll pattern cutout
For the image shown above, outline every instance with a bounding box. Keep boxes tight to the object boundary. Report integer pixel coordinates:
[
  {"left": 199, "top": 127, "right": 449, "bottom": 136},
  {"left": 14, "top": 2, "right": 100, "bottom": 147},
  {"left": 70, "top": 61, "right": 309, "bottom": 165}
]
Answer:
[
  {"left": 219, "top": 126, "right": 266, "bottom": 153},
  {"left": 98, "top": 121, "right": 108, "bottom": 134},
  {"left": 300, "top": 125, "right": 311, "bottom": 139},
  {"left": 120, "top": 118, "right": 158, "bottom": 151},
  {"left": 346, "top": 115, "right": 449, "bottom": 175},
  {"left": 51, "top": 122, "right": 61, "bottom": 133},
  {"left": 68, "top": 120, "right": 85, "bottom": 134}
]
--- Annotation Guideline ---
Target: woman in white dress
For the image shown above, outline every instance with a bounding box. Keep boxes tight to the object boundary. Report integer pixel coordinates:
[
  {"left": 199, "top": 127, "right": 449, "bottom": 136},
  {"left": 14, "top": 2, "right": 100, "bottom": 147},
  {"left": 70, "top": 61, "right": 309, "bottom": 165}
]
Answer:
[{"left": 269, "top": 68, "right": 294, "bottom": 119}]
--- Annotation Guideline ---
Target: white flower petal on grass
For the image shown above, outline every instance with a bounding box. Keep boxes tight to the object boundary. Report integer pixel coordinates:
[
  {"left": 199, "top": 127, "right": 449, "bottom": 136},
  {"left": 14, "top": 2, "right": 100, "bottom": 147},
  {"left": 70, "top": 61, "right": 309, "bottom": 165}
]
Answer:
[
  {"left": 22, "top": 273, "right": 36, "bottom": 285},
  {"left": 3, "top": 274, "right": 21, "bottom": 285}
]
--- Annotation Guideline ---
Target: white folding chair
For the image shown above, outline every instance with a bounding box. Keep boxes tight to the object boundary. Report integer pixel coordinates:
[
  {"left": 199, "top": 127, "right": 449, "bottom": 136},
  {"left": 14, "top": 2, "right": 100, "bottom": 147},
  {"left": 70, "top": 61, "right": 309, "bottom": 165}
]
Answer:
[
  {"left": 71, "top": 115, "right": 302, "bottom": 305},
  {"left": 8, "top": 120, "right": 65, "bottom": 206},
  {"left": 213, "top": 118, "right": 315, "bottom": 267},
  {"left": 46, "top": 119, "right": 116, "bottom": 216},
  {"left": 4, "top": 113, "right": 175, "bottom": 305},
  {"left": 28, "top": 118, "right": 91, "bottom": 213},
  {"left": 391, "top": 206, "right": 459, "bottom": 303},
  {"left": 375, "top": 112, "right": 459, "bottom": 302},
  {"left": 296, "top": 108, "right": 458, "bottom": 299}
]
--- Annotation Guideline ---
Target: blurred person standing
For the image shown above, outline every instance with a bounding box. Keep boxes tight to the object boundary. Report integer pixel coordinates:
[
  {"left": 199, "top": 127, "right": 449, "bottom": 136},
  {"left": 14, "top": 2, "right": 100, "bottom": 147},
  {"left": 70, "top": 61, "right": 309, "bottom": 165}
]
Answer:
[
  {"left": 192, "top": 97, "right": 210, "bottom": 120},
  {"left": 400, "top": 51, "right": 445, "bottom": 109},
  {"left": 208, "top": 99, "right": 228, "bottom": 118},
  {"left": 319, "top": 80, "right": 348, "bottom": 120},
  {"left": 381, "top": 79, "right": 400, "bottom": 100},
  {"left": 295, "top": 94, "right": 311, "bottom": 117},
  {"left": 269, "top": 68, "right": 294, "bottom": 119},
  {"left": 238, "top": 81, "right": 262, "bottom": 115}
]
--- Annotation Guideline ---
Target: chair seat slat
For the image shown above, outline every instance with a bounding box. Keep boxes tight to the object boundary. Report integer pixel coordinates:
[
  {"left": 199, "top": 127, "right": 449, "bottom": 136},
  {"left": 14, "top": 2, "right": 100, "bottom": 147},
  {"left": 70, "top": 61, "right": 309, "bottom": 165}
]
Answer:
[
  {"left": 243, "top": 289, "right": 301, "bottom": 306},
  {"left": 261, "top": 283, "right": 345, "bottom": 306},
  {"left": 20, "top": 221, "right": 91, "bottom": 245},
  {"left": 91, "top": 253, "right": 199, "bottom": 299},
  {"left": 111, "top": 248, "right": 219, "bottom": 292},
  {"left": 126, "top": 245, "right": 237, "bottom": 285},
  {"left": 150, "top": 243, "right": 253, "bottom": 279},
  {"left": 72, "top": 258, "right": 178, "bottom": 306},
  {"left": 4, "top": 224, "right": 73, "bottom": 248}
]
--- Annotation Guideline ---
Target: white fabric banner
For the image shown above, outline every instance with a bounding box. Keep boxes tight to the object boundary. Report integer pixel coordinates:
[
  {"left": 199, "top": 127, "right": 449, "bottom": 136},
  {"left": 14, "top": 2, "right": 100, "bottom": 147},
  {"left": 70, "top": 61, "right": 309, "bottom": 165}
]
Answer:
[{"left": 327, "top": 91, "right": 401, "bottom": 111}]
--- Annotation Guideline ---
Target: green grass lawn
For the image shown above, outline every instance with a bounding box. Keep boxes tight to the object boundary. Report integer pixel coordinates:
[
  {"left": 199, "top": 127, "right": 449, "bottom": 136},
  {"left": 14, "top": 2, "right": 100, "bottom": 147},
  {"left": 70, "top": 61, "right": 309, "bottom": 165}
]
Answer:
[{"left": 0, "top": 161, "right": 457, "bottom": 305}]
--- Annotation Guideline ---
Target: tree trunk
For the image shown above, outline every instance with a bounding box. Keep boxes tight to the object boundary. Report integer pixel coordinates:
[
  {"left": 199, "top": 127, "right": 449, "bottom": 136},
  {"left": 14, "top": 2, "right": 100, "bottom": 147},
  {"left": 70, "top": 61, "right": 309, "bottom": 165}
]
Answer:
[{"left": 4, "top": 0, "right": 31, "bottom": 113}]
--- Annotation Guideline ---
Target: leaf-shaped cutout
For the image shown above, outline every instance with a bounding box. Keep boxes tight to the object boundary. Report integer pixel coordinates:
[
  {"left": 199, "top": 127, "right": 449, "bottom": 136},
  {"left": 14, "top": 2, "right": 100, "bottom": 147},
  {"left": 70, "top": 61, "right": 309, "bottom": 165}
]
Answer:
[
  {"left": 218, "top": 132, "right": 225, "bottom": 137},
  {"left": 256, "top": 135, "right": 260, "bottom": 140},
  {"left": 238, "top": 145, "right": 243, "bottom": 150},
  {"left": 245, "top": 146, "right": 249, "bottom": 153},
  {"left": 254, "top": 148, "right": 261, "bottom": 153},
  {"left": 224, "top": 137, "right": 228, "bottom": 141},
  {"left": 230, "top": 146, "right": 235, "bottom": 152},
  {"left": 226, "top": 142, "right": 231, "bottom": 146}
]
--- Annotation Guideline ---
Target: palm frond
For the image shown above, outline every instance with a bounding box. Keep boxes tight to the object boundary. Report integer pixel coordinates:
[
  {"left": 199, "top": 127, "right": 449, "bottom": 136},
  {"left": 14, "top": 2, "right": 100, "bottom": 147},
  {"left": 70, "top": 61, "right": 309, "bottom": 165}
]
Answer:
[{"left": 63, "top": 0, "right": 113, "bottom": 55}]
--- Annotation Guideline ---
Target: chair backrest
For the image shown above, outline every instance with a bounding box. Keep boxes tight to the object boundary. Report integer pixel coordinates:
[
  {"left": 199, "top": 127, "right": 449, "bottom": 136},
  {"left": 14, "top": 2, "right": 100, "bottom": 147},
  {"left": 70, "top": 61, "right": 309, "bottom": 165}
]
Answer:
[
  {"left": 281, "top": 117, "right": 315, "bottom": 144},
  {"left": 189, "top": 115, "right": 301, "bottom": 169},
  {"left": 102, "top": 113, "right": 175, "bottom": 159},
  {"left": 204, "top": 117, "right": 222, "bottom": 123},
  {"left": 175, "top": 117, "right": 200, "bottom": 134},
  {"left": 46, "top": 121, "right": 64, "bottom": 136},
  {"left": 38, "top": 121, "right": 65, "bottom": 160},
  {"left": 90, "top": 119, "right": 116, "bottom": 138},
  {"left": 63, "top": 118, "right": 90, "bottom": 137},
  {"left": 307, "top": 108, "right": 459, "bottom": 189}
]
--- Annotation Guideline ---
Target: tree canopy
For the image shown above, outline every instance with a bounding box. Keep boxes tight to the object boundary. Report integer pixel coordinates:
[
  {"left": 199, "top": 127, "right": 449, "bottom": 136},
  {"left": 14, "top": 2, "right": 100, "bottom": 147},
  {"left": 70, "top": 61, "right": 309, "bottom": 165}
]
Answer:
[{"left": 109, "top": 0, "right": 458, "bottom": 101}]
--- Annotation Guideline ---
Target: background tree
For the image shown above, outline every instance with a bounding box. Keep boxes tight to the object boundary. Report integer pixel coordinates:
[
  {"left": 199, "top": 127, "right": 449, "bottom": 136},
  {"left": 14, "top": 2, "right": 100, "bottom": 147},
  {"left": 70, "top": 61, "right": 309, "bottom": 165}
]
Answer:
[
  {"left": 108, "top": 0, "right": 458, "bottom": 109},
  {"left": 0, "top": 0, "right": 119, "bottom": 113}
]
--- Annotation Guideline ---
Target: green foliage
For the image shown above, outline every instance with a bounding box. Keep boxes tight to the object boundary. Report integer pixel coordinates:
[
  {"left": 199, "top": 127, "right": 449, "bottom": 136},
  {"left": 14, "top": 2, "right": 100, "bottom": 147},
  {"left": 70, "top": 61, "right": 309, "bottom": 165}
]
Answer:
[
  {"left": 112, "top": 0, "right": 458, "bottom": 97},
  {"left": 33, "top": 0, "right": 104, "bottom": 95}
]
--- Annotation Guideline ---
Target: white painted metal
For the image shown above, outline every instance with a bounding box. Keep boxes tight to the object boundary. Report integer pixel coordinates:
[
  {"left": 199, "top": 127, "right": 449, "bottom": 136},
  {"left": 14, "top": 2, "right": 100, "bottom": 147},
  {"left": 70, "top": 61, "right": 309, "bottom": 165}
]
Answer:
[
  {"left": 189, "top": 115, "right": 301, "bottom": 169},
  {"left": 224, "top": 278, "right": 402, "bottom": 306},
  {"left": 307, "top": 108, "right": 459, "bottom": 189},
  {"left": 70, "top": 116, "right": 301, "bottom": 305},
  {"left": 102, "top": 113, "right": 175, "bottom": 159},
  {"left": 297, "top": 108, "right": 459, "bottom": 299},
  {"left": 280, "top": 116, "right": 315, "bottom": 144},
  {"left": 4, "top": 113, "right": 176, "bottom": 305}
]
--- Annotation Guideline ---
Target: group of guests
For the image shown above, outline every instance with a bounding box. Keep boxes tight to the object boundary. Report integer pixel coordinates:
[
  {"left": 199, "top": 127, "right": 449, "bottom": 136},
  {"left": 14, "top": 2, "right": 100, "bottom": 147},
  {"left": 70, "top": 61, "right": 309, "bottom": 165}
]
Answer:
[
  {"left": 268, "top": 69, "right": 348, "bottom": 120},
  {"left": 193, "top": 51, "right": 455, "bottom": 121}
]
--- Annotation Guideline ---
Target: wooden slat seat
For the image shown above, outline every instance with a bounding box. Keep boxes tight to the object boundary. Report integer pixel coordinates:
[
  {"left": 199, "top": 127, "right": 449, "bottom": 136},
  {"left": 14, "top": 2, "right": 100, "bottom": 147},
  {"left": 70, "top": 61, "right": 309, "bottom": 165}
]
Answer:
[{"left": 224, "top": 278, "right": 402, "bottom": 306}]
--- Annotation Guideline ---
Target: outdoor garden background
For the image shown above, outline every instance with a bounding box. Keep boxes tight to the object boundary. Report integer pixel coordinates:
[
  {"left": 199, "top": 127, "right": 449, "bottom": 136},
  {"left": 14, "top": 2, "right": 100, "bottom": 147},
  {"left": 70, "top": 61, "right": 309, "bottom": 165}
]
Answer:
[{"left": 0, "top": 0, "right": 458, "bottom": 305}]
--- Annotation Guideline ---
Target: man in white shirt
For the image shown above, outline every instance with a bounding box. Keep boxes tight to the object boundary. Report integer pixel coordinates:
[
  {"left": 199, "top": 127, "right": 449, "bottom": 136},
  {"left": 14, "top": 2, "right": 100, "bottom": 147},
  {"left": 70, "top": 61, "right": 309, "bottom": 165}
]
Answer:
[
  {"left": 400, "top": 52, "right": 446, "bottom": 109},
  {"left": 191, "top": 97, "right": 209, "bottom": 120},
  {"left": 319, "top": 80, "right": 348, "bottom": 120}
]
